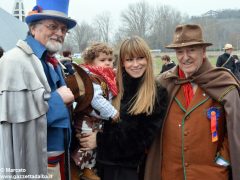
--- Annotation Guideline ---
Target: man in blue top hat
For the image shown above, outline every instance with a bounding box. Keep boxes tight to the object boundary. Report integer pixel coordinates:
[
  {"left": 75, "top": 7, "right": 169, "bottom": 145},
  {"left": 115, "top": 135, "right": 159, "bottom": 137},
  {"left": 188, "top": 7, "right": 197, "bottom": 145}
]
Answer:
[{"left": 0, "top": 0, "right": 76, "bottom": 179}]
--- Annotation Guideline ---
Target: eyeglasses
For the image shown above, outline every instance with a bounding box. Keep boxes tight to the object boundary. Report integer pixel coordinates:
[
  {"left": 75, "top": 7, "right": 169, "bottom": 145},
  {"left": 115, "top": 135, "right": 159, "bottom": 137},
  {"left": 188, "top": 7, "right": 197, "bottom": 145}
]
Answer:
[{"left": 39, "top": 23, "right": 69, "bottom": 34}]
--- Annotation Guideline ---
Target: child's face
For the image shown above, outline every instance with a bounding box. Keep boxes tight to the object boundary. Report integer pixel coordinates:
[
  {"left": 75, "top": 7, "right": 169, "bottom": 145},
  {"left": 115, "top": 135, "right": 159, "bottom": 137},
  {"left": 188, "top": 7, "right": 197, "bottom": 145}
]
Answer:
[
  {"left": 162, "top": 59, "right": 167, "bottom": 65},
  {"left": 92, "top": 52, "right": 114, "bottom": 68}
]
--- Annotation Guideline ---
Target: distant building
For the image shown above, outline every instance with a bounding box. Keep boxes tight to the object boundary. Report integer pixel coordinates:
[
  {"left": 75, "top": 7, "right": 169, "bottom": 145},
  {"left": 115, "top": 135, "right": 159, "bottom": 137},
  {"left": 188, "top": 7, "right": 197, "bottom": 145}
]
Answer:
[
  {"left": 0, "top": 7, "right": 28, "bottom": 51},
  {"left": 202, "top": 10, "right": 218, "bottom": 17},
  {"left": 12, "top": 0, "right": 25, "bottom": 22}
]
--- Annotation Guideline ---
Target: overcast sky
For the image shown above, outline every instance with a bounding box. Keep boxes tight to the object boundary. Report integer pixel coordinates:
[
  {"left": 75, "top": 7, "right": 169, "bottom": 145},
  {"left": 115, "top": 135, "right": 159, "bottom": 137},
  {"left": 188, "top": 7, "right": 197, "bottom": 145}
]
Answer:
[{"left": 0, "top": 0, "right": 240, "bottom": 23}]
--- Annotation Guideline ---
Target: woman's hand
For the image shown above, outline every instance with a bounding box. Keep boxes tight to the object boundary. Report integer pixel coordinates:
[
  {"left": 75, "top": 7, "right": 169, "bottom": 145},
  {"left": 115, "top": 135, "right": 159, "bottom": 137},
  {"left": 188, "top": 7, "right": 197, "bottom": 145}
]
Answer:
[
  {"left": 77, "top": 131, "right": 98, "bottom": 151},
  {"left": 112, "top": 111, "right": 120, "bottom": 123}
]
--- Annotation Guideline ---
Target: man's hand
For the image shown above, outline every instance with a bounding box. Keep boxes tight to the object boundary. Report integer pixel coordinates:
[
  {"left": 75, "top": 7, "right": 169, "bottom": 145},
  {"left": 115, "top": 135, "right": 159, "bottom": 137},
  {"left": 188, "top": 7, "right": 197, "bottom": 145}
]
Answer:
[{"left": 56, "top": 86, "right": 74, "bottom": 104}]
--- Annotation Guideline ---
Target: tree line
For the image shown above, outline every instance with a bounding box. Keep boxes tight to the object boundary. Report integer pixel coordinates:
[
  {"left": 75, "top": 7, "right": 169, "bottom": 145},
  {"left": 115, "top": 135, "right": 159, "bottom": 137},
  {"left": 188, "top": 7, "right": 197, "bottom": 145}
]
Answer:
[{"left": 62, "top": 1, "right": 240, "bottom": 53}]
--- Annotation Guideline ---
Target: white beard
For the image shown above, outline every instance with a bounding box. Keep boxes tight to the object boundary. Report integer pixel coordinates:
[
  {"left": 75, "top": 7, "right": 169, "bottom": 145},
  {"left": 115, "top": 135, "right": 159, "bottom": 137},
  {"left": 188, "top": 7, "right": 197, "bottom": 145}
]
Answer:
[{"left": 45, "top": 40, "right": 63, "bottom": 53}]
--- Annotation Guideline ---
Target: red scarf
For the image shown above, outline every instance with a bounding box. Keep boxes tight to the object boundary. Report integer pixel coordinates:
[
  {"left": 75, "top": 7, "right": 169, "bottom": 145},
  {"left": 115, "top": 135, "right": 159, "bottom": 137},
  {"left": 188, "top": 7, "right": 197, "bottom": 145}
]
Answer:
[
  {"left": 82, "top": 64, "right": 118, "bottom": 96},
  {"left": 46, "top": 55, "right": 59, "bottom": 68},
  {"left": 178, "top": 68, "right": 194, "bottom": 108}
]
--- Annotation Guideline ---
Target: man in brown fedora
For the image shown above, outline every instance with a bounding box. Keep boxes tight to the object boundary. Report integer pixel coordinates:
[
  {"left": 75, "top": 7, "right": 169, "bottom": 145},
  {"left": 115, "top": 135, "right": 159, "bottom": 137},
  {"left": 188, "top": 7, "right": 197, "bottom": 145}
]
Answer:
[
  {"left": 0, "top": 0, "right": 76, "bottom": 179},
  {"left": 144, "top": 24, "right": 240, "bottom": 180}
]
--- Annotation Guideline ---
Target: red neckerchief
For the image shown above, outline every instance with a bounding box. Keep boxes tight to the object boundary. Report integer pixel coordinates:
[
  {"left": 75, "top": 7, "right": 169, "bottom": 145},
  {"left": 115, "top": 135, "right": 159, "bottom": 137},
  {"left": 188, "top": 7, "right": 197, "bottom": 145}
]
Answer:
[
  {"left": 82, "top": 64, "right": 118, "bottom": 96},
  {"left": 46, "top": 55, "right": 59, "bottom": 68},
  {"left": 178, "top": 68, "right": 194, "bottom": 108}
]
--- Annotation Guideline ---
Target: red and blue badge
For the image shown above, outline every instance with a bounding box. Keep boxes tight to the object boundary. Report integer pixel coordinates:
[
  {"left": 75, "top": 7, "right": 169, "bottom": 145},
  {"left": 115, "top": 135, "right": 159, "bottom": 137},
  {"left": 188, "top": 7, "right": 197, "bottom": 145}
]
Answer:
[{"left": 207, "top": 107, "right": 220, "bottom": 142}]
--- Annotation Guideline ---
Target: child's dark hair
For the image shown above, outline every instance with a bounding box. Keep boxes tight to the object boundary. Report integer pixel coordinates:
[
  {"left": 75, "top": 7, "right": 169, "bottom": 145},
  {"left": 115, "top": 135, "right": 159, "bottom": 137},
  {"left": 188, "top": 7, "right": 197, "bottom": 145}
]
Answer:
[
  {"left": 161, "top": 55, "right": 170, "bottom": 62},
  {"left": 62, "top": 50, "right": 72, "bottom": 57}
]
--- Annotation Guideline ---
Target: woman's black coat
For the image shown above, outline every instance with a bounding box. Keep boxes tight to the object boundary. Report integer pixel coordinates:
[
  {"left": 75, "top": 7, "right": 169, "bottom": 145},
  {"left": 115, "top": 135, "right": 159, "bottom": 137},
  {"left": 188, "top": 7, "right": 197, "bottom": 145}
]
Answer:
[{"left": 96, "top": 73, "right": 168, "bottom": 170}]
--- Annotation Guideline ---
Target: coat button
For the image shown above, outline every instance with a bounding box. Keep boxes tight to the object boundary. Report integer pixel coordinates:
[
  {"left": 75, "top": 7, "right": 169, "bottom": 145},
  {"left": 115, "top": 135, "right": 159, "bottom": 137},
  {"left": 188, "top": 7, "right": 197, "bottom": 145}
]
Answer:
[
  {"left": 184, "top": 147, "right": 188, "bottom": 151},
  {"left": 184, "top": 131, "right": 189, "bottom": 136},
  {"left": 185, "top": 163, "right": 189, "bottom": 167}
]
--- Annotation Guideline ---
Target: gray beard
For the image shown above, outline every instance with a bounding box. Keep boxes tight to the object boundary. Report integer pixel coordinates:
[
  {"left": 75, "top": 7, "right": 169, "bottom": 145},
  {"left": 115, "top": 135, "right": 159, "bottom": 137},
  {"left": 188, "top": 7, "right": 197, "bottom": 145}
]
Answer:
[{"left": 45, "top": 41, "right": 63, "bottom": 53}]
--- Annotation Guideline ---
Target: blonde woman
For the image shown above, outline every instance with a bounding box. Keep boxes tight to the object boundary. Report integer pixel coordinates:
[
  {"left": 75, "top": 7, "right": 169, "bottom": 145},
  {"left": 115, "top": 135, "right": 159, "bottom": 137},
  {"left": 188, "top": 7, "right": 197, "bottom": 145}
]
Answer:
[{"left": 79, "top": 36, "right": 168, "bottom": 180}]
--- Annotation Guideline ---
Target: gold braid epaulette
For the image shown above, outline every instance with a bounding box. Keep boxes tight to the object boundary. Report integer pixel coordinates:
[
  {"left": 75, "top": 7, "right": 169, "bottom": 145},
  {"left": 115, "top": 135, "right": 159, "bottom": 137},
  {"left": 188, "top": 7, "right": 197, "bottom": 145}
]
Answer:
[{"left": 218, "top": 85, "right": 237, "bottom": 102}]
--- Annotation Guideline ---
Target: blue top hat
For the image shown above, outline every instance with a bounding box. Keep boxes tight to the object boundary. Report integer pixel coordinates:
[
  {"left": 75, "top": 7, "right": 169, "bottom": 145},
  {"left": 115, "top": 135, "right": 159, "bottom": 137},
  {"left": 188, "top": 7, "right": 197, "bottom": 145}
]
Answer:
[{"left": 25, "top": 0, "right": 76, "bottom": 29}]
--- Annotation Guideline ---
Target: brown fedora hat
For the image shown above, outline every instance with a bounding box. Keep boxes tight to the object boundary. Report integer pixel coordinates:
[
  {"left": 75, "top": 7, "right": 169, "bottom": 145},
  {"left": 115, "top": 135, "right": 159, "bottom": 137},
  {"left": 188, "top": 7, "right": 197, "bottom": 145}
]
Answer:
[{"left": 165, "top": 24, "right": 212, "bottom": 49}]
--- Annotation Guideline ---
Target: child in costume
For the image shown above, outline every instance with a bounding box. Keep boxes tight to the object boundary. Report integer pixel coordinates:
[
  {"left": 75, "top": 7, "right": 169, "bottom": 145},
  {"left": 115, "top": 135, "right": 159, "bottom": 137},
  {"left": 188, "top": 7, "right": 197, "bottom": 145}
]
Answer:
[{"left": 71, "top": 42, "right": 119, "bottom": 180}]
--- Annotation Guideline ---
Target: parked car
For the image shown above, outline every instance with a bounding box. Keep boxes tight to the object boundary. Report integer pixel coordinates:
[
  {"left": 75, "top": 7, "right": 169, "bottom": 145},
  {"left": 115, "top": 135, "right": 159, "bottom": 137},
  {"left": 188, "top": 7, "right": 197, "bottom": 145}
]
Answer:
[{"left": 73, "top": 53, "right": 81, "bottom": 59}]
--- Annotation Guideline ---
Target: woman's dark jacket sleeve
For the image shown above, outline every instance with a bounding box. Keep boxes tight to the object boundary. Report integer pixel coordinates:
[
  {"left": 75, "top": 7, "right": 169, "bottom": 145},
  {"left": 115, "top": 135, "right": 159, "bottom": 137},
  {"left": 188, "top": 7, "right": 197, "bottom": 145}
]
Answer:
[{"left": 96, "top": 85, "right": 168, "bottom": 167}]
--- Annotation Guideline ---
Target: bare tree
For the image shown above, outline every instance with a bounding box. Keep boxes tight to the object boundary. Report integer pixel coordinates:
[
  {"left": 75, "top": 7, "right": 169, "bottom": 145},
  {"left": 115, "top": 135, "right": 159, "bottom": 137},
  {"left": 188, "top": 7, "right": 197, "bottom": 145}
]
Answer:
[
  {"left": 62, "top": 34, "right": 75, "bottom": 52},
  {"left": 149, "top": 5, "right": 184, "bottom": 50},
  {"left": 65, "top": 22, "right": 97, "bottom": 53},
  {"left": 94, "top": 11, "right": 113, "bottom": 43},
  {"left": 120, "top": 1, "right": 153, "bottom": 39}
]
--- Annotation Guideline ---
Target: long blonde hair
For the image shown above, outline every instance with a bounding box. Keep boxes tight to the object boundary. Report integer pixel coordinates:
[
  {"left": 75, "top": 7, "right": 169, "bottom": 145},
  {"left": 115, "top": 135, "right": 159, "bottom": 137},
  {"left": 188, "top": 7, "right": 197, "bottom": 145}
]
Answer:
[{"left": 113, "top": 36, "right": 156, "bottom": 115}]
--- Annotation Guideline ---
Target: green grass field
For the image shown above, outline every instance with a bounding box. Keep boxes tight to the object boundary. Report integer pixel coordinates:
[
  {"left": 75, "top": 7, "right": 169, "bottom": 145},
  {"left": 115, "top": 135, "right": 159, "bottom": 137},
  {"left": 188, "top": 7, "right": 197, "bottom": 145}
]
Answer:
[{"left": 72, "top": 58, "right": 83, "bottom": 65}]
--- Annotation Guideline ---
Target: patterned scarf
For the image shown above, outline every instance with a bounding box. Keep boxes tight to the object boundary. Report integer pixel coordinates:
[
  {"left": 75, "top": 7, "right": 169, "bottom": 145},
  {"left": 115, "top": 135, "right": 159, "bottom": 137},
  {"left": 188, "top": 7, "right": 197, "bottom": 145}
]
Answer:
[
  {"left": 82, "top": 64, "right": 118, "bottom": 96},
  {"left": 178, "top": 68, "right": 194, "bottom": 108}
]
